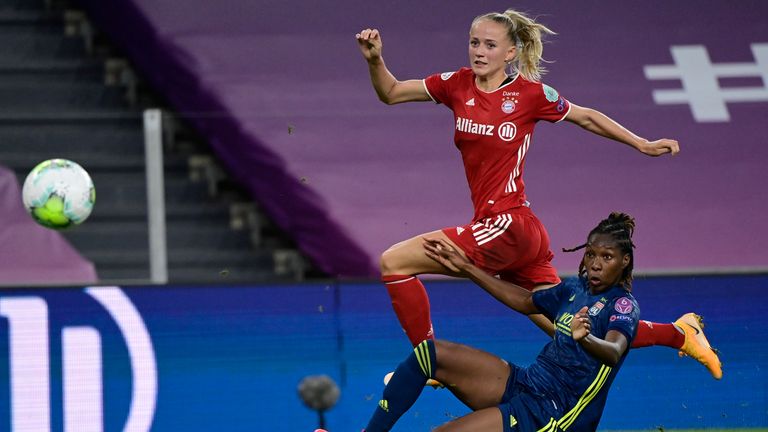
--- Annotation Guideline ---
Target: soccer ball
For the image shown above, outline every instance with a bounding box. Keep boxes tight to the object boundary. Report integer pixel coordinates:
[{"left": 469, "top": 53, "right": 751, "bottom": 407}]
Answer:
[{"left": 21, "top": 159, "right": 95, "bottom": 230}]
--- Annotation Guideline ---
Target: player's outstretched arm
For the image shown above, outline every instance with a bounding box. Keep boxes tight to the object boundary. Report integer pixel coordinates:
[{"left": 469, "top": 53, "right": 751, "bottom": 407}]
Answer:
[
  {"left": 571, "top": 306, "right": 628, "bottom": 367},
  {"left": 356, "top": 28, "right": 431, "bottom": 104},
  {"left": 423, "top": 238, "right": 539, "bottom": 315},
  {"left": 565, "top": 103, "right": 680, "bottom": 157}
]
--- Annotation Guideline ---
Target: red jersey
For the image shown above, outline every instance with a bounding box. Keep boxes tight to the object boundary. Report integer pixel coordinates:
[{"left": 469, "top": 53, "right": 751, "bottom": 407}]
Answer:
[{"left": 424, "top": 67, "right": 570, "bottom": 221}]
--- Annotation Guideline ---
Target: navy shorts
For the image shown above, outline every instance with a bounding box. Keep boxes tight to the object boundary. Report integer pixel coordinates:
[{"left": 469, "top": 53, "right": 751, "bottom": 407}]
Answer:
[{"left": 498, "top": 364, "right": 562, "bottom": 432}]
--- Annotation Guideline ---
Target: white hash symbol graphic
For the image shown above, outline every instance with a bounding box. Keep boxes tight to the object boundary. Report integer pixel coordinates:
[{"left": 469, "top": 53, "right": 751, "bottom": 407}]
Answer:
[{"left": 644, "top": 43, "right": 768, "bottom": 122}]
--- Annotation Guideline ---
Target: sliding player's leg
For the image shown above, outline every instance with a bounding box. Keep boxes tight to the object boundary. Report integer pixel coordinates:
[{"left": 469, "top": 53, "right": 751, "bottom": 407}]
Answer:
[
  {"left": 366, "top": 339, "right": 510, "bottom": 432},
  {"left": 431, "top": 340, "right": 550, "bottom": 432},
  {"left": 364, "top": 340, "right": 437, "bottom": 432},
  {"left": 431, "top": 340, "right": 510, "bottom": 410}
]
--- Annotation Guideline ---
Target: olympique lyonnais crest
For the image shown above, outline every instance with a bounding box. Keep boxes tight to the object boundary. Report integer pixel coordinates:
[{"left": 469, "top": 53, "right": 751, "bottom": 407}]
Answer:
[{"left": 588, "top": 301, "right": 605, "bottom": 316}]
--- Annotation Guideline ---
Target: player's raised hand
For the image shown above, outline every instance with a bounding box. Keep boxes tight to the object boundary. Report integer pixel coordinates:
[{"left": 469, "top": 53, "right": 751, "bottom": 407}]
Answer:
[
  {"left": 423, "top": 237, "right": 468, "bottom": 275},
  {"left": 356, "top": 28, "right": 383, "bottom": 62},
  {"left": 640, "top": 138, "right": 680, "bottom": 156},
  {"left": 571, "top": 306, "right": 592, "bottom": 341}
]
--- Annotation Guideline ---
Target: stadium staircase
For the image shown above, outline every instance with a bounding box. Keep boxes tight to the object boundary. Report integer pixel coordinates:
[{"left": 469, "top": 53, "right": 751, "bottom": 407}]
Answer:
[{"left": 0, "top": 0, "right": 318, "bottom": 284}]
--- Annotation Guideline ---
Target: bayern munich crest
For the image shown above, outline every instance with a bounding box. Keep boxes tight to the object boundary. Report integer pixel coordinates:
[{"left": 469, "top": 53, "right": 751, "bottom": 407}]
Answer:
[{"left": 501, "top": 99, "right": 515, "bottom": 114}]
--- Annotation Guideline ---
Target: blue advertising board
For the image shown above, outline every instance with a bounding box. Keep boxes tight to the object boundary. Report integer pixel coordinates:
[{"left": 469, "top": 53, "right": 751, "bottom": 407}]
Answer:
[{"left": 0, "top": 275, "right": 766, "bottom": 431}]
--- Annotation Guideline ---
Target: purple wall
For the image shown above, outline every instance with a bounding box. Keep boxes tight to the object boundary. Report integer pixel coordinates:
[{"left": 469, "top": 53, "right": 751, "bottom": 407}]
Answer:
[{"left": 77, "top": 0, "right": 768, "bottom": 277}]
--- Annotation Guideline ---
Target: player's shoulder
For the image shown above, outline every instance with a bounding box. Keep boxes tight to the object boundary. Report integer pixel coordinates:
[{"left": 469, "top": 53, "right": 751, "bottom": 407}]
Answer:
[
  {"left": 561, "top": 276, "right": 588, "bottom": 291},
  {"left": 608, "top": 290, "right": 640, "bottom": 316},
  {"left": 519, "top": 76, "right": 562, "bottom": 103},
  {"left": 434, "top": 67, "right": 472, "bottom": 82}
]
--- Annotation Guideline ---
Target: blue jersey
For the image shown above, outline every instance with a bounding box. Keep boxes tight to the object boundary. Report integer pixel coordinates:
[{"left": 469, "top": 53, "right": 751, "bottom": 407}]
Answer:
[{"left": 523, "top": 277, "right": 639, "bottom": 430}]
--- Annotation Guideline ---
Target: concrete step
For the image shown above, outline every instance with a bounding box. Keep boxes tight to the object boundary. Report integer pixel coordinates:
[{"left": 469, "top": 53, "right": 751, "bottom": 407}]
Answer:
[
  {"left": 87, "top": 247, "right": 273, "bottom": 268},
  {"left": 0, "top": 0, "right": 47, "bottom": 11},
  {"left": 78, "top": 201, "right": 232, "bottom": 222},
  {"left": 0, "top": 80, "right": 126, "bottom": 112},
  {"left": 0, "top": 8, "right": 59, "bottom": 23},
  {"left": 4, "top": 151, "right": 189, "bottom": 173},
  {"left": 5, "top": 153, "right": 145, "bottom": 171},
  {"left": 0, "top": 122, "right": 142, "bottom": 152},
  {"left": 0, "top": 30, "right": 85, "bottom": 62},
  {"left": 0, "top": 56, "right": 100, "bottom": 69},
  {"left": 0, "top": 61, "right": 102, "bottom": 81},
  {"left": 12, "top": 170, "right": 196, "bottom": 225},
  {"left": 73, "top": 173, "right": 209, "bottom": 207},
  {"left": 0, "top": 121, "right": 147, "bottom": 171},
  {"left": 61, "top": 220, "right": 253, "bottom": 249},
  {"left": 0, "top": 110, "right": 141, "bottom": 123}
]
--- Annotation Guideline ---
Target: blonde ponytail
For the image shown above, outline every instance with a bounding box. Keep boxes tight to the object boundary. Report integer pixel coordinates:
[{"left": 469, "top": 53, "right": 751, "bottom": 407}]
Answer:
[{"left": 472, "top": 9, "right": 555, "bottom": 82}]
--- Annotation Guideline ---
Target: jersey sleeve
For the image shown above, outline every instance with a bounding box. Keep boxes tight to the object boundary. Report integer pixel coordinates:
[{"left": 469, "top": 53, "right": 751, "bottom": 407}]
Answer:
[
  {"left": 423, "top": 70, "right": 458, "bottom": 109},
  {"left": 606, "top": 296, "right": 640, "bottom": 344},
  {"left": 535, "top": 82, "right": 571, "bottom": 123},
  {"left": 532, "top": 280, "right": 570, "bottom": 321}
]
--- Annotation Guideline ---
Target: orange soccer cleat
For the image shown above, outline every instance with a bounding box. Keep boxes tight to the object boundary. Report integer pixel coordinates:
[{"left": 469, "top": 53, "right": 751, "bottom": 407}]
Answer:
[{"left": 674, "top": 312, "right": 722, "bottom": 380}]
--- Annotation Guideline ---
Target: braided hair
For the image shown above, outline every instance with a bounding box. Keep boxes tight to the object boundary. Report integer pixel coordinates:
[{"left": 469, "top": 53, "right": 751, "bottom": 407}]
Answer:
[{"left": 563, "top": 212, "right": 636, "bottom": 291}]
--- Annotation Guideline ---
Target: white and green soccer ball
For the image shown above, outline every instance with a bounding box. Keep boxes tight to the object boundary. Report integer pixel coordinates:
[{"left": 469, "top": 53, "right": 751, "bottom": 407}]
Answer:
[{"left": 22, "top": 159, "right": 95, "bottom": 230}]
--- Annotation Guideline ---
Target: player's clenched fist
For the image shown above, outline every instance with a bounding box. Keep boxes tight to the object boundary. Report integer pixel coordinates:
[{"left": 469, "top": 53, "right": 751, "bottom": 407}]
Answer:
[
  {"left": 356, "top": 28, "right": 383, "bottom": 62},
  {"left": 635, "top": 138, "right": 680, "bottom": 157}
]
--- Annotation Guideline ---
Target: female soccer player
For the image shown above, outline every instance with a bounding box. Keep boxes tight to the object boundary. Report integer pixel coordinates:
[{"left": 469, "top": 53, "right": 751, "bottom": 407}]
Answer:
[
  {"left": 355, "top": 9, "right": 720, "bottom": 379},
  {"left": 364, "top": 213, "right": 641, "bottom": 431}
]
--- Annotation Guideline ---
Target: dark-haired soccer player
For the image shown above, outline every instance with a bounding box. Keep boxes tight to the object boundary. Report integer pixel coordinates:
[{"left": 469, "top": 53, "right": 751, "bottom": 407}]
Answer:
[{"left": 364, "top": 213, "right": 643, "bottom": 431}]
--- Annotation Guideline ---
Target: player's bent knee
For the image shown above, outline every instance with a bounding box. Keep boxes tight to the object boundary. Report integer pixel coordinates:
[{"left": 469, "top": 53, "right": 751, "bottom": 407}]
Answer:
[
  {"left": 379, "top": 249, "right": 393, "bottom": 274},
  {"left": 380, "top": 246, "right": 405, "bottom": 275}
]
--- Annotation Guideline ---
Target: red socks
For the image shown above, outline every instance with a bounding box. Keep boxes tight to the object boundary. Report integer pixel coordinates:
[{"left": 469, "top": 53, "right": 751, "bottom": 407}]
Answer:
[
  {"left": 382, "top": 275, "right": 685, "bottom": 351},
  {"left": 631, "top": 320, "right": 685, "bottom": 349},
  {"left": 382, "top": 275, "right": 434, "bottom": 347}
]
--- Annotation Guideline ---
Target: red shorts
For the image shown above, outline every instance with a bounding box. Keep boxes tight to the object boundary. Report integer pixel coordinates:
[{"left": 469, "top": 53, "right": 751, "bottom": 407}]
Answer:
[{"left": 442, "top": 206, "right": 560, "bottom": 290}]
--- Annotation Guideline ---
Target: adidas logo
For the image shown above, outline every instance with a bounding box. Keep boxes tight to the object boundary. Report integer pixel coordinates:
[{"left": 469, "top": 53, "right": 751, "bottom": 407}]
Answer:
[
  {"left": 378, "top": 399, "right": 389, "bottom": 412},
  {"left": 456, "top": 226, "right": 465, "bottom": 235},
  {"left": 466, "top": 98, "right": 475, "bottom": 106}
]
